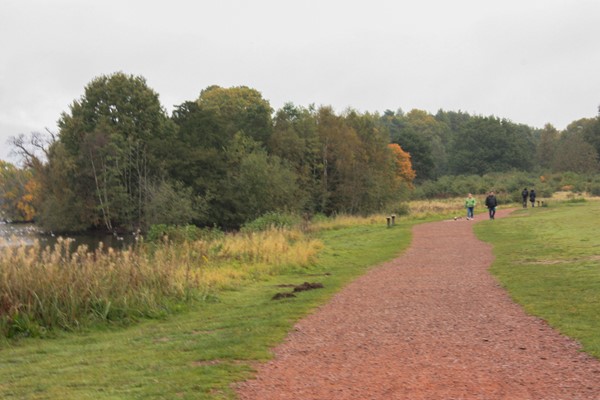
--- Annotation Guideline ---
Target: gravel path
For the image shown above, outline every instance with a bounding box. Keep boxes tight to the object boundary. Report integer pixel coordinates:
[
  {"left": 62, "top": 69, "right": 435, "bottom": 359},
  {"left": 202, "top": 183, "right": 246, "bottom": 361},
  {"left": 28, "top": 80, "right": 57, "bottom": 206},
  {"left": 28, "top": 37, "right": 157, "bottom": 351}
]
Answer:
[{"left": 236, "top": 209, "right": 600, "bottom": 399}]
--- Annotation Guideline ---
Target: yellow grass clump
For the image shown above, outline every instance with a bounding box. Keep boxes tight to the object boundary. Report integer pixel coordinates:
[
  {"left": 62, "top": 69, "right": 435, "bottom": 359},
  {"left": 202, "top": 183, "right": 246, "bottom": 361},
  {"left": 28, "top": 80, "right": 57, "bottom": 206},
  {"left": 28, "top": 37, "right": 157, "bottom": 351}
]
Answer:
[{"left": 0, "top": 228, "right": 323, "bottom": 337}]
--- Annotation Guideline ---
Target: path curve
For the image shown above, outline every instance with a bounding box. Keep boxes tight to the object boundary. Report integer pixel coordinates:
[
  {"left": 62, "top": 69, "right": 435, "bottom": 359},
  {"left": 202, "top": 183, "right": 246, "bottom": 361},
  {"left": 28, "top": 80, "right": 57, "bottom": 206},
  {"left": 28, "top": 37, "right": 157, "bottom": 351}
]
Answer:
[{"left": 236, "top": 209, "right": 600, "bottom": 399}]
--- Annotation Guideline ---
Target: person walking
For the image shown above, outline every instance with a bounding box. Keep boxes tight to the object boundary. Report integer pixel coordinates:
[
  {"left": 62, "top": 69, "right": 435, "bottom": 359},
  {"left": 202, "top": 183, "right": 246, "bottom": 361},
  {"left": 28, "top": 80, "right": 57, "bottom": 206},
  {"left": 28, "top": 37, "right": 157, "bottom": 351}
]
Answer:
[
  {"left": 485, "top": 191, "right": 498, "bottom": 220},
  {"left": 521, "top": 188, "right": 529, "bottom": 208},
  {"left": 529, "top": 188, "right": 536, "bottom": 207},
  {"left": 465, "top": 193, "right": 476, "bottom": 220}
]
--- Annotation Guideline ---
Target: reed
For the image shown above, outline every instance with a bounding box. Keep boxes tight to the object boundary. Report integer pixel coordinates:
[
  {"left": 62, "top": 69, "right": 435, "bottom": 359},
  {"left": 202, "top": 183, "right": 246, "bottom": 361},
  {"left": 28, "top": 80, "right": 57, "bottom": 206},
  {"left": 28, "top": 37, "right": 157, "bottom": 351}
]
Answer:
[
  {"left": 408, "top": 198, "right": 466, "bottom": 216},
  {"left": 0, "top": 228, "right": 322, "bottom": 337}
]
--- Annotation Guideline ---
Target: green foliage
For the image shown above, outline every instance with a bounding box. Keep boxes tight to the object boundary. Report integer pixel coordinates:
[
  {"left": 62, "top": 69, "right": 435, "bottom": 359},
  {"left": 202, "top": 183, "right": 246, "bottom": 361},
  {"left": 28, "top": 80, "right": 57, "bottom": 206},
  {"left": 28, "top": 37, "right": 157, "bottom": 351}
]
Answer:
[
  {"left": 448, "top": 116, "right": 534, "bottom": 175},
  {"left": 411, "top": 171, "right": 600, "bottom": 201},
  {"left": 241, "top": 212, "right": 302, "bottom": 232},
  {"left": 381, "top": 109, "right": 436, "bottom": 180},
  {"left": 146, "top": 224, "right": 224, "bottom": 243},
  {"left": 589, "top": 182, "right": 600, "bottom": 196},
  {"left": 40, "top": 72, "right": 176, "bottom": 232},
  {"left": 196, "top": 85, "right": 273, "bottom": 145},
  {"left": 564, "top": 197, "right": 587, "bottom": 204},
  {"left": 144, "top": 180, "right": 202, "bottom": 227},
  {"left": 389, "top": 202, "right": 411, "bottom": 216},
  {"left": 220, "top": 135, "right": 306, "bottom": 228}
]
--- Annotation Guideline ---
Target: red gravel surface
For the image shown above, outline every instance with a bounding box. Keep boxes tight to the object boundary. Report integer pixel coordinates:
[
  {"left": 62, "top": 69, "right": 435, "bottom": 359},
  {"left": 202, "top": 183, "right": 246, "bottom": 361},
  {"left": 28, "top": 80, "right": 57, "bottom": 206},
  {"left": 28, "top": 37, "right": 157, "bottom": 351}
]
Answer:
[{"left": 236, "top": 209, "right": 600, "bottom": 399}]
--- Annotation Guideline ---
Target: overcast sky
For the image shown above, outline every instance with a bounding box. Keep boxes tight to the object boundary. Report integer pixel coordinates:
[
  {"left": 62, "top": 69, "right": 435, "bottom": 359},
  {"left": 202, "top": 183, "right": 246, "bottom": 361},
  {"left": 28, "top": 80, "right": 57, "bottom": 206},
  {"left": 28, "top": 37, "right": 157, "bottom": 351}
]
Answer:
[{"left": 1, "top": 0, "right": 599, "bottom": 162}]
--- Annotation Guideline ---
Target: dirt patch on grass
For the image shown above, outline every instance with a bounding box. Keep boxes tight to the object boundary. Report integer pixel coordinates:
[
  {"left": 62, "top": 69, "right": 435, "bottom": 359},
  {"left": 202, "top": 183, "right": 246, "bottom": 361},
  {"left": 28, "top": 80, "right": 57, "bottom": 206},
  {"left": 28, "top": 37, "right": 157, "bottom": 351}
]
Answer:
[{"left": 272, "top": 282, "right": 324, "bottom": 300}]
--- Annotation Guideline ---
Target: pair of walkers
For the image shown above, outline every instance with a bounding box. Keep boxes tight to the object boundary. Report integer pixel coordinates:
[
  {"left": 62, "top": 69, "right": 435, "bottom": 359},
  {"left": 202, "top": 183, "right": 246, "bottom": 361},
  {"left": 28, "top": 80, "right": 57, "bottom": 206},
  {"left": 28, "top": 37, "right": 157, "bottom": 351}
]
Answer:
[
  {"left": 522, "top": 188, "right": 537, "bottom": 208},
  {"left": 464, "top": 192, "right": 498, "bottom": 220}
]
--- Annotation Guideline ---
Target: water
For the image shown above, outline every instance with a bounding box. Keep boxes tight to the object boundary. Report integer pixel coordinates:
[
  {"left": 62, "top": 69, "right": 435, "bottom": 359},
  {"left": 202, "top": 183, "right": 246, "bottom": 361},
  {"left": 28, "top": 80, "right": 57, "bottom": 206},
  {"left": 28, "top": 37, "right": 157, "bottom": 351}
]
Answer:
[{"left": 0, "top": 222, "right": 136, "bottom": 251}]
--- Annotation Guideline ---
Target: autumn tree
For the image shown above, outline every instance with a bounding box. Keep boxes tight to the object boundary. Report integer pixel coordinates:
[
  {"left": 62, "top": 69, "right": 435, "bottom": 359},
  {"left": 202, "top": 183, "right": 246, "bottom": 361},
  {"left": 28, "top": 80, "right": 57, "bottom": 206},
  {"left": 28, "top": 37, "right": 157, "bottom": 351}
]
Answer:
[
  {"left": 0, "top": 161, "right": 39, "bottom": 222},
  {"left": 343, "top": 110, "right": 400, "bottom": 213},
  {"left": 381, "top": 109, "right": 435, "bottom": 181},
  {"left": 387, "top": 143, "right": 416, "bottom": 187}
]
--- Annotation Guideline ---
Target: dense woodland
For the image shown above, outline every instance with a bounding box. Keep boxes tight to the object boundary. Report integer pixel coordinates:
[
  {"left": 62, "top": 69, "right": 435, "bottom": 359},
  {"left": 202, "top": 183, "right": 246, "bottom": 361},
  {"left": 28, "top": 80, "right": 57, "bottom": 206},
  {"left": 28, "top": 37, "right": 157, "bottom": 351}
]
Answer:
[{"left": 2, "top": 72, "right": 600, "bottom": 232}]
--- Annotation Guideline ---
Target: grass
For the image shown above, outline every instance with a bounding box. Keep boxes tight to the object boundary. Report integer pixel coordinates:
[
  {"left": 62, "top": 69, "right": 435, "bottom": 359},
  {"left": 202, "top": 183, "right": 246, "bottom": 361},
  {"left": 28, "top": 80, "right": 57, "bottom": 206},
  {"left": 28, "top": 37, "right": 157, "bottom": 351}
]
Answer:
[
  {"left": 475, "top": 198, "right": 600, "bottom": 359},
  {"left": 0, "top": 217, "right": 415, "bottom": 399},
  {"left": 0, "top": 229, "right": 322, "bottom": 337}
]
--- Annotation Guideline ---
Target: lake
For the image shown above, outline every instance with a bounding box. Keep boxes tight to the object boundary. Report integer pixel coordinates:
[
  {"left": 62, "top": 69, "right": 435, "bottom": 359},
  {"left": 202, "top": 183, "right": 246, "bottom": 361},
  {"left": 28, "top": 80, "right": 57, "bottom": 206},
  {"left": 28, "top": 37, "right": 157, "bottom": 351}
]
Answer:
[{"left": 0, "top": 222, "right": 136, "bottom": 251}]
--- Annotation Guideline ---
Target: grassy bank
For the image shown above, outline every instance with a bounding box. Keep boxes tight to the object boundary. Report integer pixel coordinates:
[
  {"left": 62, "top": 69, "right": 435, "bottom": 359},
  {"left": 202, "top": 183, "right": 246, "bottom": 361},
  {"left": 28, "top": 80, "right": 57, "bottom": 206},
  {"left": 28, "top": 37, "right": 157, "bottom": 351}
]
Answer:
[
  {"left": 0, "top": 216, "right": 416, "bottom": 399},
  {"left": 0, "top": 229, "right": 323, "bottom": 337},
  {"left": 475, "top": 199, "right": 600, "bottom": 359}
]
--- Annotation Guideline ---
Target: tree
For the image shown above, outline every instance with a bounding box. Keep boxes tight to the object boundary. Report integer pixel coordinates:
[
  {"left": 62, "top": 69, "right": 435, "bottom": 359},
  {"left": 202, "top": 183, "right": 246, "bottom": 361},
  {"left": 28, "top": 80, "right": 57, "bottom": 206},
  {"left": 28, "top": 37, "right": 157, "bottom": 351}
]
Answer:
[
  {"left": 551, "top": 132, "right": 599, "bottom": 173},
  {"left": 380, "top": 110, "right": 435, "bottom": 181},
  {"left": 269, "top": 103, "right": 321, "bottom": 212},
  {"left": 43, "top": 72, "right": 175, "bottom": 232},
  {"left": 0, "top": 161, "right": 39, "bottom": 222},
  {"left": 580, "top": 109, "right": 600, "bottom": 160},
  {"left": 216, "top": 133, "right": 305, "bottom": 227},
  {"left": 314, "top": 106, "right": 362, "bottom": 213},
  {"left": 167, "top": 100, "right": 228, "bottom": 213},
  {"left": 387, "top": 143, "right": 416, "bottom": 187},
  {"left": 144, "top": 180, "right": 202, "bottom": 226},
  {"left": 448, "top": 116, "right": 534, "bottom": 175},
  {"left": 343, "top": 110, "right": 400, "bottom": 213},
  {"left": 535, "top": 124, "right": 559, "bottom": 170},
  {"left": 196, "top": 85, "right": 273, "bottom": 145},
  {"left": 404, "top": 109, "right": 450, "bottom": 177}
]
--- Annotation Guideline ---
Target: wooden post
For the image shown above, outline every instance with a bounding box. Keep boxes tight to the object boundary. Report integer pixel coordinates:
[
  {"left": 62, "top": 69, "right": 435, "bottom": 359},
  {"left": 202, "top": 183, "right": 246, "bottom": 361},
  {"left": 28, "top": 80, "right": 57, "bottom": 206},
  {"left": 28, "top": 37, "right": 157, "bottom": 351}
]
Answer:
[
  {"left": 386, "top": 217, "right": 391, "bottom": 227},
  {"left": 391, "top": 214, "right": 396, "bottom": 225}
]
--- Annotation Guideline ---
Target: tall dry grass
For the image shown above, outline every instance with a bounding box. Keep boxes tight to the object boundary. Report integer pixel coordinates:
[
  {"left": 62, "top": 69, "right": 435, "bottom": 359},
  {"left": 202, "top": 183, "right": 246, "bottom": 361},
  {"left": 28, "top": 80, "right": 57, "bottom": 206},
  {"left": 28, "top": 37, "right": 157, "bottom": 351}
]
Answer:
[
  {"left": 408, "top": 199, "right": 468, "bottom": 217},
  {"left": 0, "top": 229, "right": 322, "bottom": 337},
  {"left": 310, "top": 199, "right": 468, "bottom": 231}
]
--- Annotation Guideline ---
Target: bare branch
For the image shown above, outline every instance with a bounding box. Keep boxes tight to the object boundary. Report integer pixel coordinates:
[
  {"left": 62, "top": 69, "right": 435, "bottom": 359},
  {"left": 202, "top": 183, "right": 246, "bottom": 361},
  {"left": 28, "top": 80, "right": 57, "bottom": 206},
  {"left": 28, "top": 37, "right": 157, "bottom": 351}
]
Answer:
[{"left": 8, "top": 129, "right": 56, "bottom": 167}]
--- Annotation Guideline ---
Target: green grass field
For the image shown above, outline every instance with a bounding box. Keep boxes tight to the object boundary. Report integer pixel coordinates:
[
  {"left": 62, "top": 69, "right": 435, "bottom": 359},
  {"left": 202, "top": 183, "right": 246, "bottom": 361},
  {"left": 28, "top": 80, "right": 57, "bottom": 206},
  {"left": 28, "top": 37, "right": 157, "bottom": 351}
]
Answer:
[
  {"left": 0, "top": 220, "right": 415, "bottom": 399},
  {"left": 475, "top": 199, "right": 600, "bottom": 359}
]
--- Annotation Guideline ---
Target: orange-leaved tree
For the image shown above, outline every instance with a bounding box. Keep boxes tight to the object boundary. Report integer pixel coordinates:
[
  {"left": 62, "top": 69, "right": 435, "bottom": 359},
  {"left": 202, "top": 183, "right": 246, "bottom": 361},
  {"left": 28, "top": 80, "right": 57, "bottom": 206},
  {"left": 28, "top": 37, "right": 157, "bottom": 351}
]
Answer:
[
  {"left": 0, "top": 161, "right": 39, "bottom": 221},
  {"left": 387, "top": 143, "right": 416, "bottom": 188}
]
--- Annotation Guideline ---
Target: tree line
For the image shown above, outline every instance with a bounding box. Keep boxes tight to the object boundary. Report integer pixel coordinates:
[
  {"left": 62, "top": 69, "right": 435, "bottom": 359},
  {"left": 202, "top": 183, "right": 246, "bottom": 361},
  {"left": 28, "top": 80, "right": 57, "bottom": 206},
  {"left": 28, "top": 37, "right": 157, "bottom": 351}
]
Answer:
[{"left": 3, "top": 72, "right": 600, "bottom": 232}]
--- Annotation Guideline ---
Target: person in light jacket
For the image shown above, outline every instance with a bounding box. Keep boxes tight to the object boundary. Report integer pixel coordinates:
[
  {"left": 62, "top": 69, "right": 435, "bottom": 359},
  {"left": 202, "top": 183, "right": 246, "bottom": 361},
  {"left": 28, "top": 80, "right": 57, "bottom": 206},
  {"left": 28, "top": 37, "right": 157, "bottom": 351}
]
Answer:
[{"left": 464, "top": 193, "right": 476, "bottom": 220}]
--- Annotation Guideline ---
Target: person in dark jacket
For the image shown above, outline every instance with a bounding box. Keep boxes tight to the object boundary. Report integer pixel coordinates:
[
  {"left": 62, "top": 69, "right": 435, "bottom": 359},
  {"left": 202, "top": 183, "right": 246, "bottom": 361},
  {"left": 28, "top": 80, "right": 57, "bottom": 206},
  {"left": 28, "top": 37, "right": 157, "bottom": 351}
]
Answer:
[
  {"left": 485, "top": 191, "right": 498, "bottom": 220},
  {"left": 529, "top": 188, "right": 536, "bottom": 207},
  {"left": 521, "top": 188, "right": 529, "bottom": 208}
]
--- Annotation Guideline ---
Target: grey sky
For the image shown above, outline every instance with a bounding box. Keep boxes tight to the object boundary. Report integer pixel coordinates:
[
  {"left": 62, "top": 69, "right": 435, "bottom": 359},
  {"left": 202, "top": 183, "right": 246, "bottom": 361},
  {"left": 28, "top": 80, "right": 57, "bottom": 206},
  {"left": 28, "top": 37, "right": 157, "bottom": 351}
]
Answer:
[{"left": 1, "top": 0, "right": 599, "bottom": 162}]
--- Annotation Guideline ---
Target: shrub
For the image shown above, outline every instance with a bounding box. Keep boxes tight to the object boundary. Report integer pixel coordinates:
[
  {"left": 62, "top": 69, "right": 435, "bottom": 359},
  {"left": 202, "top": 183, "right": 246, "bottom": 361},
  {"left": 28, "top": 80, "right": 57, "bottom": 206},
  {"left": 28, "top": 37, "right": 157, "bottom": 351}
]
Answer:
[
  {"left": 241, "top": 212, "right": 301, "bottom": 232},
  {"left": 390, "top": 202, "right": 410, "bottom": 216},
  {"left": 146, "top": 224, "right": 223, "bottom": 243},
  {"left": 589, "top": 183, "right": 600, "bottom": 196}
]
